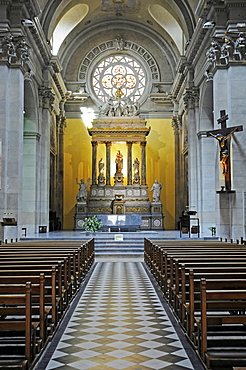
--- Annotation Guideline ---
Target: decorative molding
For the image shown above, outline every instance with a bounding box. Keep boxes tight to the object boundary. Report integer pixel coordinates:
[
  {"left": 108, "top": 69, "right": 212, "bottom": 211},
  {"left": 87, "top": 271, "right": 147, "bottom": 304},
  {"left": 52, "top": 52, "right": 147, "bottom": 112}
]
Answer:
[
  {"left": 79, "top": 39, "right": 160, "bottom": 81},
  {"left": 25, "top": 0, "right": 41, "bottom": 18},
  {"left": 66, "top": 91, "right": 90, "bottom": 102},
  {"left": 101, "top": 0, "right": 140, "bottom": 12},
  {"left": 29, "top": 23, "right": 50, "bottom": 66},
  {"left": 149, "top": 93, "right": 173, "bottom": 105}
]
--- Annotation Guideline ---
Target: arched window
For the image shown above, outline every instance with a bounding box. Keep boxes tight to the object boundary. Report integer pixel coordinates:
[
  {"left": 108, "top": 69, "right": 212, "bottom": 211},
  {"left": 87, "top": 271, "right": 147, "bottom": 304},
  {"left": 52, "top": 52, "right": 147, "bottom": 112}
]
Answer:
[{"left": 92, "top": 55, "right": 146, "bottom": 103}]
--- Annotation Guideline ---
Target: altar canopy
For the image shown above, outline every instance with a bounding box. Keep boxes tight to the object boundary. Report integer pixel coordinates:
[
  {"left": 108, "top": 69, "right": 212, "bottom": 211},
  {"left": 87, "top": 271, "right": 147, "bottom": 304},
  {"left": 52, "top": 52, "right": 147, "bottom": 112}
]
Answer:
[{"left": 74, "top": 102, "right": 164, "bottom": 230}]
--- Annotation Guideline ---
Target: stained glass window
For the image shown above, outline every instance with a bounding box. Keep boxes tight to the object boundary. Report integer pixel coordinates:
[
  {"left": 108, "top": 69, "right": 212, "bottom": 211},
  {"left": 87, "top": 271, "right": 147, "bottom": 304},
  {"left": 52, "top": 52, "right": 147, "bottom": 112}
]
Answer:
[{"left": 92, "top": 55, "right": 146, "bottom": 102}]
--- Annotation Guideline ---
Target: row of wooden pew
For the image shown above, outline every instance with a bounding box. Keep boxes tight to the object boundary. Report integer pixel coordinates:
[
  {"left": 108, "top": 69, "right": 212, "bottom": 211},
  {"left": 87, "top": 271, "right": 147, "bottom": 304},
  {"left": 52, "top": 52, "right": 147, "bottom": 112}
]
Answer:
[
  {"left": 144, "top": 239, "right": 246, "bottom": 370},
  {"left": 0, "top": 239, "right": 94, "bottom": 369}
]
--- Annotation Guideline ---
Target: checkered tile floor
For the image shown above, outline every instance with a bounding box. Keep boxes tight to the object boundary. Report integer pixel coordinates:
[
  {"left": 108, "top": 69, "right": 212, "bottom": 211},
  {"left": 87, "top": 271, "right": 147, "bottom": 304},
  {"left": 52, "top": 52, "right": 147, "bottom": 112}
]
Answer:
[{"left": 43, "top": 262, "right": 200, "bottom": 369}]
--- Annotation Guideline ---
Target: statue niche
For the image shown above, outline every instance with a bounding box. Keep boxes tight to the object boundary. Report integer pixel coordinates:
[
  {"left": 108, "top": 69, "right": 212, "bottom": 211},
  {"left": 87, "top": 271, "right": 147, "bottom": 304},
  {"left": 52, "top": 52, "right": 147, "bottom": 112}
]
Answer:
[{"left": 114, "top": 150, "right": 124, "bottom": 184}]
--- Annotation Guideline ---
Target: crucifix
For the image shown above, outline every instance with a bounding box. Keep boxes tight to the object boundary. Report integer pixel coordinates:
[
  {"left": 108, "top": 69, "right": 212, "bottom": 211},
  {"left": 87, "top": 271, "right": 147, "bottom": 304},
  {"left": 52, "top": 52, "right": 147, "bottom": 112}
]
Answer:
[{"left": 206, "top": 110, "right": 243, "bottom": 191}]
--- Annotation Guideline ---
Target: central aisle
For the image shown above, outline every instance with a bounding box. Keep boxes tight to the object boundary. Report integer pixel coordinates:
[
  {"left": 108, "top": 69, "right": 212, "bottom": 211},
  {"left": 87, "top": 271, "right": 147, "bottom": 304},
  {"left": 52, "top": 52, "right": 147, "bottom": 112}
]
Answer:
[{"left": 43, "top": 262, "right": 200, "bottom": 369}]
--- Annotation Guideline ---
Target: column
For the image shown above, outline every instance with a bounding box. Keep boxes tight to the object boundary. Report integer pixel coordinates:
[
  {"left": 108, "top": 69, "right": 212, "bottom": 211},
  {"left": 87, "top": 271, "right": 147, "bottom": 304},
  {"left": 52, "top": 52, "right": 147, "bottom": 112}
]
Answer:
[
  {"left": 38, "top": 85, "right": 54, "bottom": 230},
  {"left": 183, "top": 86, "right": 199, "bottom": 212},
  {"left": 105, "top": 142, "right": 111, "bottom": 185},
  {"left": 0, "top": 32, "right": 29, "bottom": 238},
  {"left": 141, "top": 141, "right": 147, "bottom": 185},
  {"left": 57, "top": 114, "right": 66, "bottom": 228},
  {"left": 172, "top": 116, "right": 184, "bottom": 227},
  {"left": 127, "top": 142, "right": 133, "bottom": 185},
  {"left": 92, "top": 141, "right": 98, "bottom": 185}
]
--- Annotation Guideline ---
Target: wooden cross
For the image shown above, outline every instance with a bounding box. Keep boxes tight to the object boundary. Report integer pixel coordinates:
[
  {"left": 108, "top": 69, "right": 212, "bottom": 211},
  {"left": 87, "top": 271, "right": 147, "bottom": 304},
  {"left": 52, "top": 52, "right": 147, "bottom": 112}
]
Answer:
[{"left": 206, "top": 110, "right": 243, "bottom": 191}]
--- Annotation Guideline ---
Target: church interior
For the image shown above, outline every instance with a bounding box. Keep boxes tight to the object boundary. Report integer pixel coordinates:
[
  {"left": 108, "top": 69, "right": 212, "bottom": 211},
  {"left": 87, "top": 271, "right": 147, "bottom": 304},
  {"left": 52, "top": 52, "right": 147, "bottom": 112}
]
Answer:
[{"left": 1, "top": 0, "right": 246, "bottom": 369}]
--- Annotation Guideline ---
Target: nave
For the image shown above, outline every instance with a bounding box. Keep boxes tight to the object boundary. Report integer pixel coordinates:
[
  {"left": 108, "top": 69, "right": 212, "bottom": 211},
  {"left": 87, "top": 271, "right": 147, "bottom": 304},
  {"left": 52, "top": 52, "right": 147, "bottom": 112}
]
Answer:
[{"left": 35, "top": 261, "right": 203, "bottom": 370}]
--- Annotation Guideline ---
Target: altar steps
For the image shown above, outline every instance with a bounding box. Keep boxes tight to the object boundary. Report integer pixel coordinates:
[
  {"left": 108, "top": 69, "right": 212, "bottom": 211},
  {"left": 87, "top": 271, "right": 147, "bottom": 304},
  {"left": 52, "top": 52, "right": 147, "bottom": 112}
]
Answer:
[
  {"left": 94, "top": 235, "right": 143, "bottom": 258},
  {"left": 93, "top": 230, "right": 172, "bottom": 258}
]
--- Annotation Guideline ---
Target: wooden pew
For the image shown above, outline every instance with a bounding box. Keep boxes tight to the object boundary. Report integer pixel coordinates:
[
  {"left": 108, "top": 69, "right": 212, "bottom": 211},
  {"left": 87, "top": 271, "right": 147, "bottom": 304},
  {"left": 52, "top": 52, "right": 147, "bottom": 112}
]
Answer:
[
  {"left": 0, "top": 240, "right": 95, "bottom": 368},
  {"left": 186, "top": 272, "right": 246, "bottom": 339},
  {"left": 177, "top": 266, "right": 246, "bottom": 334},
  {"left": 0, "top": 267, "right": 59, "bottom": 327},
  {"left": 198, "top": 278, "right": 246, "bottom": 370},
  {"left": 0, "top": 241, "right": 94, "bottom": 286},
  {"left": 0, "top": 282, "right": 33, "bottom": 369}
]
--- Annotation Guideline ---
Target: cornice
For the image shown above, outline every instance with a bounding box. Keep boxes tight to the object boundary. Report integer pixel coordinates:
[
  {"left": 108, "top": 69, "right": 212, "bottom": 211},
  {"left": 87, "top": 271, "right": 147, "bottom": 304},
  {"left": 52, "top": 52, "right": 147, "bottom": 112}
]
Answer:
[{"left": 29, "top": 20, "right": 51, "bottom": 66}]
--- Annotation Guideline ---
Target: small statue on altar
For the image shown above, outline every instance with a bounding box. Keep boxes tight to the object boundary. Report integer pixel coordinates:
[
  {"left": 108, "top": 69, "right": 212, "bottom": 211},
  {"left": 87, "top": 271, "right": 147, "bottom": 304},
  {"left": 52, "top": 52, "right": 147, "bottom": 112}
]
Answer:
[
  {"left": 115, "top": 150, "right": 123, "bottom": 173},
  {"left": 98, "top": 158, "right": 104, "bottom": 176},
  {"left": 76, "top": 179, "right": 88, "bottom": 202},
  {"left": 133, "top": 158, "right": 140, "bottom": 184},
  {"left": 133, "top": 158, "right": 140, "bottom": 176},
  {"left": 150, "top": 180, "right": 162, "bottom": 202},
  {"left": 98, "top": 158, "right": 105, "bottom": 185}
]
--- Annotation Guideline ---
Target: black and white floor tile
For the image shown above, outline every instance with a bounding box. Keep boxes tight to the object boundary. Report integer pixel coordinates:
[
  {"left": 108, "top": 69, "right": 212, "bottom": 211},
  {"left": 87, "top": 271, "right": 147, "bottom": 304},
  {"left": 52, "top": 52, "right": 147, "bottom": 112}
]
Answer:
[{"left": 43, "top": 262, "right": 201, "bottom": 370}]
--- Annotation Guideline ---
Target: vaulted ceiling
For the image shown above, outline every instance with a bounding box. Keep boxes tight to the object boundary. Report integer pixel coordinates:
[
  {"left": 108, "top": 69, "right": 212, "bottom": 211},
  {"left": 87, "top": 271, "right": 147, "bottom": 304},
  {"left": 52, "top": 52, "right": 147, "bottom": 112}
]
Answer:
[{"left": 38, "top": 0, "right": 199, "bottom": 59}]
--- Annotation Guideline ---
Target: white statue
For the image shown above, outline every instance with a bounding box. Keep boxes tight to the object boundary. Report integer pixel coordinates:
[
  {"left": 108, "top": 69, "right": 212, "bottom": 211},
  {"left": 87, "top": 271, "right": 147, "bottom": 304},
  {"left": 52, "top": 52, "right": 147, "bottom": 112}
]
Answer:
[
  {"left": 99, "top": 97, "right": 114, "bottom": 116},
  {"left": 76, "top": 179, "right": 87, "bottom": 202},
  {"left": 150, "top": 180, "right": 162, "bottom": 202}
]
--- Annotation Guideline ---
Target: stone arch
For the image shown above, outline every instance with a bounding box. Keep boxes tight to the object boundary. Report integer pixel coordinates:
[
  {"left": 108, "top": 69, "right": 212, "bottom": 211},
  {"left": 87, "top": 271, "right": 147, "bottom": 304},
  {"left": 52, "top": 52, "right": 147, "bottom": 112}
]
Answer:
[
  {"left": 79, "top": 39, "right": 160, "bottom": 82},
  {"left": 199, "top": 79, "right": 214, "bottom": 131},
  {"left": 60, "top": 20, "right": 178, "bottom": 77},
  {"left": 24, "top": 79, "right": 39, "bottom": 132}
]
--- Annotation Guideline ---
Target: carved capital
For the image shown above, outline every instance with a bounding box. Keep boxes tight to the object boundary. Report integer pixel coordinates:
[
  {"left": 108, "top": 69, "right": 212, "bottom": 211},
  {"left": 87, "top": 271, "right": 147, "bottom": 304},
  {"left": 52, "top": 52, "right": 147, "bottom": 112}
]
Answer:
[
  {"left": 0, "top": 33, "right": 30, "bottom": 65},
  {"left": 56, "top": 114, "right": 66, "bottom": 133},
  {"left": 207, "top": 32, "right": 246, "bottom": 67},
  {"left": 172, "top": 116, "right": 182, "bottom": 133},
  {"left": 183, "top": 87, "right": 199, "bottom": 111},
  {"left": 39, "top": 87, "right": 55, "bottom": 111}
]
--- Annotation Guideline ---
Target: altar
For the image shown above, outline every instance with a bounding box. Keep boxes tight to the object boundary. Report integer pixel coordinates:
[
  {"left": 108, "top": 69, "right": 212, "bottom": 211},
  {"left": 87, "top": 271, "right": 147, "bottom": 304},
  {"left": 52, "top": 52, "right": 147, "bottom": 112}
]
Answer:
[
  {"left": 74, "top": 95, "right": 164, "bottom": 230},
  {"left": 98, "top": 214, "right": 142, "bottom": 232}
]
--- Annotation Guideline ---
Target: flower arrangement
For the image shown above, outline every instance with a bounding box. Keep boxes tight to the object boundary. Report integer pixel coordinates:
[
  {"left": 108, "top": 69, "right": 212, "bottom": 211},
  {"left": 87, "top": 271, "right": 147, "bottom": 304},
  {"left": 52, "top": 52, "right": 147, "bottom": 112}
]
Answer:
[{"left": 82, "top": 215, "right": 103, "bottom": 232}]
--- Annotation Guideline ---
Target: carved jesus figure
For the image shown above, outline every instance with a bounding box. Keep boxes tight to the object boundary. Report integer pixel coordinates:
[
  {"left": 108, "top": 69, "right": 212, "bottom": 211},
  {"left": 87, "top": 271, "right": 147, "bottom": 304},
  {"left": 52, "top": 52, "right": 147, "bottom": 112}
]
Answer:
[{"left": 209, "top": 128, "right": 237, "bottom": 174}]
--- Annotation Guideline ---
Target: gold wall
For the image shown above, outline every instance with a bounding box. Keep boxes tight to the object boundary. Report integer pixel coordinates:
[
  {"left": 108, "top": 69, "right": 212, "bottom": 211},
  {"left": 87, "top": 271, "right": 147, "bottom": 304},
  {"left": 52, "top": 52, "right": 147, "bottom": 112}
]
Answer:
[
  {"left": 64, "top": 118, "right": 175, "bottom": 230},
  {"left": 146, "top": 118, "right": 175, "bottom": 229}
]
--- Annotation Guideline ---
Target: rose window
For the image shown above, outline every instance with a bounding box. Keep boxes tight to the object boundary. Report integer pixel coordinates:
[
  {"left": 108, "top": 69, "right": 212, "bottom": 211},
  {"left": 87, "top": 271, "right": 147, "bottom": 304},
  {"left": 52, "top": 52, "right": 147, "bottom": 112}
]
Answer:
[{"left": 93, "top": 55, "right": 146, "bottom": 102}]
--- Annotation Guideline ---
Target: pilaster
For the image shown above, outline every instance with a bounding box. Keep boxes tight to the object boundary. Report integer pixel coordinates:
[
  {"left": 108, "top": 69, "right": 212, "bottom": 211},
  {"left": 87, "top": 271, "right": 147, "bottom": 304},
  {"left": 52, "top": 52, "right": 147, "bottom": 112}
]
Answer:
[
  {"left": 91, "top": 141, "right": 98, "bottom": 185},
  {"left": 141, "top": 141, "right": 147, "bottom": 186},
  {"left": 106, "top": 142, "right": 111, "bottom": 186},
  {"left": 0, "top": 63, "right": 24, "bottom": 238},
  {"left": 127, "top": 142, "right": 133, "bottom": 185},
  {"left": 172, "top": 115, "right": 183, "bottom": 227},
  {"left": 183, "top": 87, "right": 199, "bottom": 214}
]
